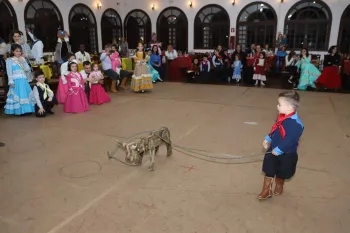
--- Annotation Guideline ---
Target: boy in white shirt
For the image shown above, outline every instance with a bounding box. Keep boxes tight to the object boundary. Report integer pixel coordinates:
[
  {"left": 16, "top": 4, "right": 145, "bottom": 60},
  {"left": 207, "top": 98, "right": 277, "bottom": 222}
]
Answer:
[{"left": 26, "top": 28, "right": 44, "bottom": 64}]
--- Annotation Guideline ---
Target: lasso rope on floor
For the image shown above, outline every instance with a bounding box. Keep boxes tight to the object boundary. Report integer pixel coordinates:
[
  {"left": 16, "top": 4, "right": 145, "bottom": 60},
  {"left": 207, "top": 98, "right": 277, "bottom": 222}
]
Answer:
[{"left": 107, "top": 130, "right": 265, "bottom": 165}]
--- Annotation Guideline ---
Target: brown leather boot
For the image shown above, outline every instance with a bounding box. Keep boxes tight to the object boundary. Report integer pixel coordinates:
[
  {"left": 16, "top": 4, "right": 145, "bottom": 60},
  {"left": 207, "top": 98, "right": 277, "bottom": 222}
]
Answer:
[
  {"left": 257, "top": 177, "right": 273, "bottom": 200},
  {"left": 274, "top": 177, "right": 285, "bottom": 196},
  {"left": 110, "top": 80, "right": 117, "bottom": 93},
  {"left": 119, "top": 77, "right": 127, "bottom": 90}
]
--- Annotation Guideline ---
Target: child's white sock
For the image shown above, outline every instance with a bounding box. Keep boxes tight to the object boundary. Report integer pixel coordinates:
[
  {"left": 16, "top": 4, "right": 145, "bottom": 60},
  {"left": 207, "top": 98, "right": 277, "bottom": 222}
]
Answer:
[
  {"left": 261, "top": 81, "right": 265, "bottom": 86},
  {"left": 254, "top": 80, "right": 259, "bottom": 85}
]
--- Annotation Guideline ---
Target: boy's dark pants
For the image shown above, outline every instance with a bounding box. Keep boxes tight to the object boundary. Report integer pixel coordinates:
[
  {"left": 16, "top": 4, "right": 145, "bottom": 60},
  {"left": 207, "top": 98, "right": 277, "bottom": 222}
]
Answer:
[
  {"left": 262, "top": 151, "right": 298, "bottom": 180},
  {"left": 35, "top": 96, "right": 58, "bottom": 117}
]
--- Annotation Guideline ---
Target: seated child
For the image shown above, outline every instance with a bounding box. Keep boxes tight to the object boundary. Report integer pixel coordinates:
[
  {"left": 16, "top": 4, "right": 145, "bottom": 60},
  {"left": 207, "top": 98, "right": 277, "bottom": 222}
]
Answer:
[
  {"left": 187, "top": 58, "right": 200, "bottom": 82},
  {"left": 32, "top": 71, "right": 58, "bottom": 117}
]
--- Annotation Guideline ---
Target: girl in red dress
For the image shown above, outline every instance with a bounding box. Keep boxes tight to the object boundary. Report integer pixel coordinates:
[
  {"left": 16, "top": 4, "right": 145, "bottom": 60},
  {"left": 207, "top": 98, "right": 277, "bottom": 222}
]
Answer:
[
  {"left": 89, "top": 64, "right": 111, "bottom": 104},
  {"left": 317, "top": 45, "right": 342, "bottom": 89},
  {"left": 253, "top": 52, "right": 267, "bottom": 86},
  {"left": 64, "top": 61, "right": 90, "bottom": 113}
]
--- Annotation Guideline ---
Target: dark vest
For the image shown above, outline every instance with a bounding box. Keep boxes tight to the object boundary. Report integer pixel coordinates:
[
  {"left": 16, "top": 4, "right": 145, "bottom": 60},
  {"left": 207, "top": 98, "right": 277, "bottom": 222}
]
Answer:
[
  {"left": 61, "top": 41, "right": 69, "bottom": 59},
  {"left": 36, "top": 84, "right": 49, "bottom": 102}
]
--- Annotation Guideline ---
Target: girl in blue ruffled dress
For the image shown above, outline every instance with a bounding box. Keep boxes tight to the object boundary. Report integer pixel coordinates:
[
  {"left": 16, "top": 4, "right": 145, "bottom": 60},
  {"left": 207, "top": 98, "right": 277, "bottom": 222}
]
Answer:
[
  {"left": 4, "top": 44, "right": 34, "bottom": 115},
  {"left": 146, "top": 49, "right": 161, "bottom": 83}
]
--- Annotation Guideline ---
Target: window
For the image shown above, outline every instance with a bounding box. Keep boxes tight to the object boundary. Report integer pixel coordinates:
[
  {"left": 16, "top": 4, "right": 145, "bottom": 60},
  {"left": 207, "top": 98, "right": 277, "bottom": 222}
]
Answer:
[
  {"left": 69, "top": 4, "right": 98, "bottom": 53},
  {"left": 0, "top": 0, "right": 18, "bottom": 43},
  {"left": 24, "top": 0, "right": 63, "bottom": 52},
  {"left": 157, "top": 7, "right": 188, "bottom": 51},
  {"left": 124, "top": 10, "right": 151, "bottom": 48},
  {"left": 338, "top": 5, "right": 350, "bottom": 54},
  {"left": 284, "top": 0, "right": 332, "bottom": 51},
  {"left": 101, "top": 9, "right": 122, "bottom": 47},
  {"left": 194, "top": 5, "right": 230, "bottom": 49},
  {"left": 237, "top": 2, "right": 277, "bottom": 51}
]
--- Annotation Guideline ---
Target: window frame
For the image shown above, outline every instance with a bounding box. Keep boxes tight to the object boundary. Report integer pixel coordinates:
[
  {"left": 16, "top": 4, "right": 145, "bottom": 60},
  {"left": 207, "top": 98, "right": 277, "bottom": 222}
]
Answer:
[
  {"left": 236, "top": 2, "right": 277, "bottom": 51},
  {"left": 124, "top": 9, "right": 152, "bottom": 47},
  {"left": 193, "top": 4, "right": 230, "bottom": 50},
  {"left": 156, "top": 7, "right": 188, "bottom": 51},
  {"left": 68, "top": 3, "right": 98, "bottom": 54},
  {"left": 338, "top": 4, "right": 350, "bottom": 54},
  {"left": 0, "top": 0, "right": 18, "bottom": 42},
  {"left": 101, "top": 8, "right": 122, "bottom": 47},
  {"left": 284, "top": 0, "right": 332, "bottom": 51},
  {"left": 24, "top": 0, "right": 63, "bottom": 52}
]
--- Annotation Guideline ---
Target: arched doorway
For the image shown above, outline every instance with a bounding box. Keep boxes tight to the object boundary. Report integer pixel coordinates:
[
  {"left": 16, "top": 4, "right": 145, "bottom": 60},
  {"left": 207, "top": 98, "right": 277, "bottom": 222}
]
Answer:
[
  {"left": 237, "top": 2, "right": 277, "bottom": 51},
  {"left": 69, "top": 4, "right": 98, "bottom": 53},
  {"left": 157, "top": 7, "right": 188, "bottom": 51},
  {"left": 101, "top": 8, "right": 122, "bottom": 47},
  {"left": 284, "top": 0, "right": 332, "bottom": 51},
  {"left": 124, "top": 10, "right": 151, "bottom": 48},
  {"left": 194, "top": 4, "right": 230, "bottom": 49},
  {"left": 338, "top": 5, "right": 350, "bottom": 54},
  {"left": 24, "top": 0, "right": 63, "bottom": 52},
  {"left": 0, "top": 0, "right": 18, "bottom": 42}
]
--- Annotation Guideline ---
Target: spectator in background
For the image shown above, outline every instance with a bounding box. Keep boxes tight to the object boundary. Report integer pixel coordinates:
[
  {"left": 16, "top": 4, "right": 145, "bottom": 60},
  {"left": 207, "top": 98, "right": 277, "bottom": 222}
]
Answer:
[
  {"left": 276, "top": 46, "right": 287, "bottom": 73},
  {"left": 100, "top": 44, "right": 127, "bottom": 92},
  {"left": 165, "top": 44, "right": 177, "bottom": 61},
  {"left": 0, "top": 37, "right": 7, "bottom": 72},
  {"left": 119, "top": 37, "right": 129, "bottom": 58},
  {"left": 75, "top": 44, "right": 91, "bottom": 63},
  {"left": 246, "top": 44, "right": 256, "bottom": 57},
  {"left": 54, "top": 29, "right": 71, "bottom": 64},
  {"left": 26, "top": 28, "right": 44, "bottom": 64}
]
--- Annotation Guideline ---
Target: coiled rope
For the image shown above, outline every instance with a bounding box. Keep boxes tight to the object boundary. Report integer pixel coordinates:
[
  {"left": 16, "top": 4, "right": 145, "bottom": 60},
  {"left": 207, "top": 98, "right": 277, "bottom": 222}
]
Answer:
[{"left": 107, "top": 130, "right": 266, "bottom": 165}]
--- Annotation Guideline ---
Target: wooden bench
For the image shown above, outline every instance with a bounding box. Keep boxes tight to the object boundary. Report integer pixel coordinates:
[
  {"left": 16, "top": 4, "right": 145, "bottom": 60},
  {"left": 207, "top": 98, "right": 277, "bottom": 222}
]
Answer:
[{"left": 103, "top": 70, "right": 134, "bottom": 91}]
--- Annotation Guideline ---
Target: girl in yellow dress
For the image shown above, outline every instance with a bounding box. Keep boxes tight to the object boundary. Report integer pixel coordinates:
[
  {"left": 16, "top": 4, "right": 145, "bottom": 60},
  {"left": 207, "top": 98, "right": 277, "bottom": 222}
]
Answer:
[{"left": 131, "top": 43, "right": 153, "bottom": 92}]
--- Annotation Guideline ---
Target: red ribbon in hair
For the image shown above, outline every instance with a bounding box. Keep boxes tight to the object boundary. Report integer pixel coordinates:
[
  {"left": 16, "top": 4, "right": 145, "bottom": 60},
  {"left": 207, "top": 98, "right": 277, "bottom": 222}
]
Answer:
[{"left": 270, "top": 112, "right": 296, "bottom": 139}]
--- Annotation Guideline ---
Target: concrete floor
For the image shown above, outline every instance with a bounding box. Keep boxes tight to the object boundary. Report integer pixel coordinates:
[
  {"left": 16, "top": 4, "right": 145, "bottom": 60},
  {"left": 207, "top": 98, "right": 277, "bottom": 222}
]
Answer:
[{"left": 0, "top": 83, "right": 350, "bottom": 233}]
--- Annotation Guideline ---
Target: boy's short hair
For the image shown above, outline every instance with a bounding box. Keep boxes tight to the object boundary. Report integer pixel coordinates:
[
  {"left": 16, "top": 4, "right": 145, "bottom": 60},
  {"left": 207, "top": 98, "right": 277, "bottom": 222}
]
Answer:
[
  {"left": 34, "top": 70, "right": 45, "bottom": 79},
  {"left": 279, "top": 90, "right": 300, "bottom": 110},
  {"left": 83, "top": 61, "right": 91, "bottom": 66}
]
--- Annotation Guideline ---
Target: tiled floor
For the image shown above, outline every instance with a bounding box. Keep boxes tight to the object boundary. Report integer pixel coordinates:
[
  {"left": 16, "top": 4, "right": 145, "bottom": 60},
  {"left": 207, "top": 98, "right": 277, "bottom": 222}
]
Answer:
[{"left": 1, "top": 83, "right": 350, "bottom": 233}]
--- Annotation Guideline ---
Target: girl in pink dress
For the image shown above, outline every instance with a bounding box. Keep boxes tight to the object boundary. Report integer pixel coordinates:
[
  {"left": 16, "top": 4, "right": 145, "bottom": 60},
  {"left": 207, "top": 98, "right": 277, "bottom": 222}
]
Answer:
[
  {"left": 110, "top": 44, "right": 121, "bottom": 72},
  {"left": 56, "top": 53, "right": 75, "bottom": 103},
  {"left": 64, "top": 61, "right": 90, "bottom": 113},
  {"left": 89, "top": 64, "right": 111, "bottom": 104}
]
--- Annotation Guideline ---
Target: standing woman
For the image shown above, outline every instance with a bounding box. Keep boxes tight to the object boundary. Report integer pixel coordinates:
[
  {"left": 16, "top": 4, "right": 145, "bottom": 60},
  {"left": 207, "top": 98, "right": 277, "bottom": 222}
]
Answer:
[
  {"left": 10, "top": 30, "right": 33, "bottom": 81},
  {"left": 119, "top": 37, "right": 129, "bottom": 58},
  {"left": 231, "top": 44, "right": 246, "bottom": 68},
  {"left": 295, "top": 48, "right": 320, "bottom": 90},
  {"left": 150, "top": 45, "right": 164, "bottom": 81},
  {"left": 317, "top": 45, "right": 342, "bottom": 90},
  {"left": 4, "top": 44, "right": 34, "bottom": 115}
]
